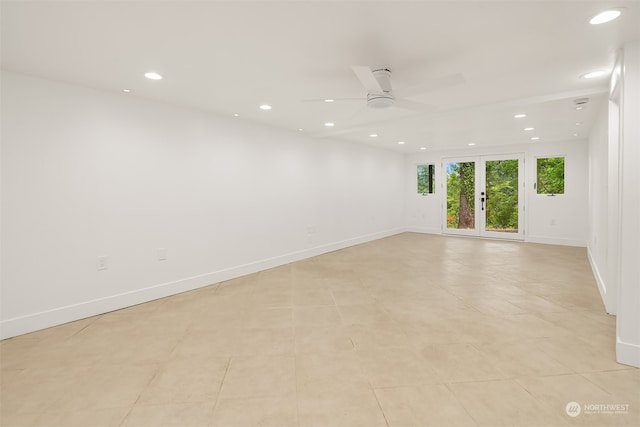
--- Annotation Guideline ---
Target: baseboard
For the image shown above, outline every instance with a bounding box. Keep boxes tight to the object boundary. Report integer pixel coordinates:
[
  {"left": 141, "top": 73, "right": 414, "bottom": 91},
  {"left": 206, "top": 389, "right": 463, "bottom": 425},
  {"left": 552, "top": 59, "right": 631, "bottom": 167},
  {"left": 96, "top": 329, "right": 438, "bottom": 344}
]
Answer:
[
  {"left": 524, "top": 235, "right": 587, "bottom": 247},
  {"left": 403, "top": 226, "right": 441, "bottom": 235},
  {"left": 405, "top": 228, "right": 588, "bottom": 248},
  {"left": 0, "top": 228, "right": 404, "bottom": 340},
  {"left": 587, "top": 247, "right": 615, "bottom": 314},
  {"left": 616, "top": 338, "right": 640, "bottom": 368}
]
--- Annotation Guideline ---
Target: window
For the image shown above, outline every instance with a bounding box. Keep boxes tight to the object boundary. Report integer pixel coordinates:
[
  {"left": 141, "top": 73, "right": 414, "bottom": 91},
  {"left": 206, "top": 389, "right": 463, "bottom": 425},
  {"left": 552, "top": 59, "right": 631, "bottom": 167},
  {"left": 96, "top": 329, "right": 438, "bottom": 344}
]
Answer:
[
  {"left": 417, "top": 164, "right": 435, "bottom": 195},
  {"left": 536, "top": 157, "right": 565, "bottom": 194}
]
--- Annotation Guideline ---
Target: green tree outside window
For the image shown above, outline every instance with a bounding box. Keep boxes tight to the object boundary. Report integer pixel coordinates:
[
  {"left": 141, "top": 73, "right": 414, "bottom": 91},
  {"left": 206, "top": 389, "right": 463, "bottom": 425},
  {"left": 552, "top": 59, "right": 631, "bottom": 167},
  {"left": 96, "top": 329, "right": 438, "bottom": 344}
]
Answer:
[{"left": 537, "top": 157, "right": 565, "bottom": 194}]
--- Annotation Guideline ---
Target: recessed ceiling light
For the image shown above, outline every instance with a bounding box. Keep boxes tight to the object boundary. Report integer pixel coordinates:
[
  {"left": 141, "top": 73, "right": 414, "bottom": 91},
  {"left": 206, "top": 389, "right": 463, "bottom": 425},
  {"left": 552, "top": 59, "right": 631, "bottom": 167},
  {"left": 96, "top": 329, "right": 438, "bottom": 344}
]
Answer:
[
  {"left": 524, "top": 127, "right": 535, "bottom": 131},
  {"left": 259, "top": 104, "right": 272, "bottom": 110},
  {"left": 590, "top": 10, "right": 621, "bottom": 25},
  {"left": 122, "top": 89, "right": 133, "bottom": 93},
  {"left": 420, "top": 147, "right": 427, "bottom": 151},
  {"left": 531, "top": 137, "right": 540, "bottom": 141},
  {"left": 468, "top": 143, "right": 476, "bottom": 146},
  {"left": 576, "top": 106, "right": 584, "bottom": 110},
  {"left": 324, "top": 122, "right": 335, "bottom": 127},
  {"left": 324, "top": 99, "right": 335, "bottom": 103},
  {"left": 144, "top": 72, "right": 163, "bottom": 80},
  {"left": 297, "top": 128, "right": 303, "bottom": 131},
  {"left": 233, "top": 113, "right": 239, "bottom": 117},
  {"left": 514, "top": 114, "right": 527, "bottom": 118},
  {"left": 397, "top": 141, "right": 405, "bottom": 145},
  {"left": 581, "top": 70, "right": 609, "bottom": 79},
  {"left": 573, "top": 133, "right": 579, "bottom": 137},
  {"left": 370, "top": 134, "right": 378, "bottom": 138},
  {"left": 575, "top": 122, "right": 582, "bottom": 126}
]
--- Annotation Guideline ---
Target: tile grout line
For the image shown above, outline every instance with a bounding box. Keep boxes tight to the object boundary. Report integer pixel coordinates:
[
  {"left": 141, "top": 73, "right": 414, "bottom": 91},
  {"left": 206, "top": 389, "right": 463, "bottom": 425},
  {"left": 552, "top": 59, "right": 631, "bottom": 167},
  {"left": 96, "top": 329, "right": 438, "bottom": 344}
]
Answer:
[
  {"left": 118, "top": 359, "right": 167, "bottom": 426},
  {"left": 443, "top": 382, "right": 481, "bottom": 427},
  {"left": 294, "top": 353, "right": 301, "bottom": 427},
  {"left": 370, "top": 386, "right": 391, "bottom": 427},
  {"left": 210, "top": 356, "right": 232, "bottom": 418}
]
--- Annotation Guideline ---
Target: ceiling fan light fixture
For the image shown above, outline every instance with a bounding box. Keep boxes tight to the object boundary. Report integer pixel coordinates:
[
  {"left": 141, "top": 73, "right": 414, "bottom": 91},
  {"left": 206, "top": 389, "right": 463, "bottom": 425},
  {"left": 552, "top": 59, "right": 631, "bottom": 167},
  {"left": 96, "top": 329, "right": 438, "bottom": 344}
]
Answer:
[{"left": 367, "top": 93, "right": 394, "bottom": 109}]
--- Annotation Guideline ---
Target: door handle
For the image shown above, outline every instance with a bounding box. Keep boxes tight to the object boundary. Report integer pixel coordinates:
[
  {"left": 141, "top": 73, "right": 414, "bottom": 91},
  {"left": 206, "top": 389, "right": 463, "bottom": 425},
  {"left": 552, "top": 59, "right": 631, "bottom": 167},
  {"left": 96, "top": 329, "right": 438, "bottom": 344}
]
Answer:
[{"left": 481, "top": 197, "right": 485, "bottom": 211}]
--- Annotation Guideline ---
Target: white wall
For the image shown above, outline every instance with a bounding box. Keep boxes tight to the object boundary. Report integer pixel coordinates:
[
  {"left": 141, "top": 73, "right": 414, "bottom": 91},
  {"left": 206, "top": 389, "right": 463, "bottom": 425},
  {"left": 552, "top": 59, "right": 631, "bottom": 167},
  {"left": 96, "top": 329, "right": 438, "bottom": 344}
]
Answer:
[
  {"left": 0, "top": 72, "right": 405, "bottom": 339},
  {"left": 616, "top": 41, "right": 640, "bottom": 368},
  {"left": 404, "top": 141, "right": 589, "bottom": 246},
  {"left": 587, "top": 103, "right": 611, "bottom": 312}
]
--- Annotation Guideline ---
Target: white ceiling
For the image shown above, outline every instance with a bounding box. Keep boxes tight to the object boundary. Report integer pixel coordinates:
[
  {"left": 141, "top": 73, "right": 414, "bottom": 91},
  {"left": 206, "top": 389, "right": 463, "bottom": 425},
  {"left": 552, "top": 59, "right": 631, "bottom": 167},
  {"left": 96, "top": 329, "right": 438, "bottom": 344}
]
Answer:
[{"left": 2, "top": 1, "right": 639, "bottom": 152}]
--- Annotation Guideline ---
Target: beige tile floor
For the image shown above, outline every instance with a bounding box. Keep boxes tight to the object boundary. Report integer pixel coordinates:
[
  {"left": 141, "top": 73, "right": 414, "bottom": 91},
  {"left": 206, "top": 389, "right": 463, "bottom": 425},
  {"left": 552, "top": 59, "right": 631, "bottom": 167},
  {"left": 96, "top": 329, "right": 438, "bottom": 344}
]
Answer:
[{"left": 1, "top": 233, "right": 639, "bottom": 427}]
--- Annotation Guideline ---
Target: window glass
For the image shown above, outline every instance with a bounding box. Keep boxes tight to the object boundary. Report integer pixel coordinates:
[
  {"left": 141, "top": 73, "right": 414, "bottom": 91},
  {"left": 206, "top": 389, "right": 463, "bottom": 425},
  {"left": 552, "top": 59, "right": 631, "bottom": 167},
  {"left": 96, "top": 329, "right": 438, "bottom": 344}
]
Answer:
[
  {"left": 536, "top": 157, "right": 565, "bottom": 194},
  {"left": 417, "top": 164, "right": 435, "bottom": 194}
]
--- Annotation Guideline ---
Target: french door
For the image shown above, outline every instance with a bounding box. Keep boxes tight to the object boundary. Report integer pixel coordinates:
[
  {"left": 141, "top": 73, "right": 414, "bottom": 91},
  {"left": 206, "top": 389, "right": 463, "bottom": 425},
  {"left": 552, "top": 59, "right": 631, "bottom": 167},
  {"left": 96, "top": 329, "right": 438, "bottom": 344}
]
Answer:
[{"left": 442, "top": 154, "right": 524, "bottom": 240}]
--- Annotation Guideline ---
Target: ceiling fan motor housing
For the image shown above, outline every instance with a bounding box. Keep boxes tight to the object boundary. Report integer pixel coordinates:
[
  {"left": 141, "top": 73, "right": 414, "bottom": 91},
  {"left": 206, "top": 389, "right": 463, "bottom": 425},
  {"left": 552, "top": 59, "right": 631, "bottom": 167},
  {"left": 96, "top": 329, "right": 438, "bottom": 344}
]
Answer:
[{"left": 367, "top": 69, "right": 394, "bottom": 108}]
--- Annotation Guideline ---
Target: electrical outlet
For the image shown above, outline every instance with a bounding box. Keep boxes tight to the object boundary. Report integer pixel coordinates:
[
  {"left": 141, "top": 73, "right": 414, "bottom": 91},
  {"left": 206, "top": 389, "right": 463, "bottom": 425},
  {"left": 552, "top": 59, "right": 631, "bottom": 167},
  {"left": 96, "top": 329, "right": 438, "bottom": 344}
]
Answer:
[
  {"left": 97, "top": 256, "right": 108, "bottom": 271},
  {"left": 157, "top": 248, "right": 167, "bottom": 261}
]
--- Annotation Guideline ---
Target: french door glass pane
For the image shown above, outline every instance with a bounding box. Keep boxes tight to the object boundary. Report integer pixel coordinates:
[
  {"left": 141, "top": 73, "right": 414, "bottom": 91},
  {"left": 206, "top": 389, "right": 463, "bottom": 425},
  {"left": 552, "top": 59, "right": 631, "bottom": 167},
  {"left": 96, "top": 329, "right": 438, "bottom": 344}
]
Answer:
[
  {"left": 446, "top": 161, "right": 475, "bottom": 229},
  {"left": 485, "top": 159, "right": 519, "bottom": 233}
]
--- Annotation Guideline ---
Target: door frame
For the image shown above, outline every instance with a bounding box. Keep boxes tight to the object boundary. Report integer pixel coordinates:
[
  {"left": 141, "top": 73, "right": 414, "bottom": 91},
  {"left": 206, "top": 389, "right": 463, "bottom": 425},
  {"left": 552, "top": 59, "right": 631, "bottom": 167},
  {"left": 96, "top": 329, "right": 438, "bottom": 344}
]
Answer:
[{"left": 442, "top": 153, "right": 525, "bottom": 240}]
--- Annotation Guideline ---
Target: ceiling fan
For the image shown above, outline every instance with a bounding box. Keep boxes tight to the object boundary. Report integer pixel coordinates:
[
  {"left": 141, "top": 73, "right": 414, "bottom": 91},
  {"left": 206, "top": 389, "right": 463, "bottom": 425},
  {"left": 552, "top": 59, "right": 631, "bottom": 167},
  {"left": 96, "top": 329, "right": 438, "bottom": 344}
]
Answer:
[{"left": 305, "top": 65, "right": 465, "bottom": 112}]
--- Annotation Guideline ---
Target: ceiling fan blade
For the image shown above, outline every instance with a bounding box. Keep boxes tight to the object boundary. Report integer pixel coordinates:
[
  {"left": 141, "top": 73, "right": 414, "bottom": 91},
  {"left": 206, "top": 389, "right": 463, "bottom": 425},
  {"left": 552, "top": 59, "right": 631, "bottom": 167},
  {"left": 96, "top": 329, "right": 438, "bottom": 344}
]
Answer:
[
  {"left": 312, "top": 109, "right": 422, "bottom": 139},
  {"left": 343, "top": 105, "right": 371, "bottom": 124},
  {"left": 394, "top": 98, "right": 437, "bottom": 113},
  {"left": 352, "top": 65, "right": 384, "bottom": 93},
  {"left": 311, "top": 105, "right": 370, "bottom": 138},
  {"left": 311, "top": 126, "right": 364, "bottom": 138},
  {"left": 393, "top": 73, "right": 465, "bottom": 98},
  {"left": 302, "top": 97, "right": 364, "bottom": 103}
]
